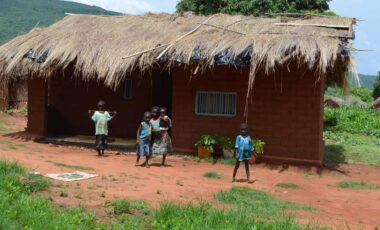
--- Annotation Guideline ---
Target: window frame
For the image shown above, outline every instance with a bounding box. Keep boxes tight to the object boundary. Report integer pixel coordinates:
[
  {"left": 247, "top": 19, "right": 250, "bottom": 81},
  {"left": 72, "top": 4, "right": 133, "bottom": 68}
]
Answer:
[{"left": 195, "top": 91, "right": 237, "bottom": 117}]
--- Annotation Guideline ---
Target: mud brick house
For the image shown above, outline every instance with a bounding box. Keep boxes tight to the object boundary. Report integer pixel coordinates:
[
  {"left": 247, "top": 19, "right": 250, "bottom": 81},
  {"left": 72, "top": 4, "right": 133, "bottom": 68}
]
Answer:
[
  {"left": 0, "top": 13, "right": 356, "bottom": 165},
  {"left": 0, "top": 77, "right": 27, "bottom": 110}
]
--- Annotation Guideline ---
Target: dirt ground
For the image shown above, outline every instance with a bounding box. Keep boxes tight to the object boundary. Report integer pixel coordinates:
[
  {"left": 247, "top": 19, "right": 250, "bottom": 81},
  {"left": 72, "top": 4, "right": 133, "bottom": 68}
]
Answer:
[{"left": 0, "top": 113, "right": 379, "bottom": 230}]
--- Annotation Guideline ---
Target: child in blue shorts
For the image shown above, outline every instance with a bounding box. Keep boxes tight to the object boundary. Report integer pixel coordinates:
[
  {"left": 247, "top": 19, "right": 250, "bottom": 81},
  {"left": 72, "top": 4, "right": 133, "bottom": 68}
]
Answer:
[
  {"left": 232, "top": 123, "right": 255, "bottom": 183},
  {"left": 136, "top": 112, "right": 152, "bottom": 167}
]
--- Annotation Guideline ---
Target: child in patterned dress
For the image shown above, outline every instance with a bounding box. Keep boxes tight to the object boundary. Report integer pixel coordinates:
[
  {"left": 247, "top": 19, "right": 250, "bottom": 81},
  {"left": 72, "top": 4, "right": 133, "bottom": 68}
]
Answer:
[
  {"left": 88, "top": 100, "right": 117, "bottom": 156},
  {"left": 136, "top": 112, "right": 152, "bottom": 167},
  {"left": 232, "top": 123, "right": 255, "bottom": 183}
]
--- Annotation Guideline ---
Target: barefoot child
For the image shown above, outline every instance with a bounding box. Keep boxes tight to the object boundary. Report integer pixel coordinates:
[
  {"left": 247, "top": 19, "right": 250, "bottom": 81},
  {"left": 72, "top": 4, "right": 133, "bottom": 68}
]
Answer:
[
  {"left": 136, "top": 112, "right": 152, "bottom": 167},
  {"left": 232, "top": 123, "right": 254, "bottom": 183},
  {"left": 88, "top": 100, "right": 117, "bottom": 156}
]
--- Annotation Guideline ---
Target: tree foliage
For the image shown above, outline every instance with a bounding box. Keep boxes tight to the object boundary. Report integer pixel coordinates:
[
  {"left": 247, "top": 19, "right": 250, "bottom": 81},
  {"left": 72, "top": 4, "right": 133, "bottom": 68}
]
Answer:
[
  {"left": 373, "top": 72, "right": 380, "bottom": 100},
  {"left": 176, "top": 0, "right": 331, "bottom": 16},
  {"left": 351, "top": 87, "right": 373, "bottom": 103}
]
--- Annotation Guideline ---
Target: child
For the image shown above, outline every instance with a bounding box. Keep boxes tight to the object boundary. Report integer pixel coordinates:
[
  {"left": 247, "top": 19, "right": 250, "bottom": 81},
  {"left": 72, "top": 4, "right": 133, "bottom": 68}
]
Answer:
[
  {"left": 136, "top": 112, "right": 152, "bottom": 167},
  {"left": 159, "top": 107, "right": 172, "bottom": 132},
  {"left": 88, "top": 100, "right": 117, "bottom": 156},
  {"left": 151, "top": 107, "right": 172, "bottom": 167},
  {"left": 232, "top": 123, "right": 255, "bottom": 183}
]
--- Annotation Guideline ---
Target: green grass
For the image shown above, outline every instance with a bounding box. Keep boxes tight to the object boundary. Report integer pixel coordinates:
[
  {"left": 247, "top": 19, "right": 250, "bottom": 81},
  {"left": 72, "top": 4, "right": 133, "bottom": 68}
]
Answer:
[
  {"left": 324, "top": 132, "right": 380, "bottom": 166},
  {"left": 153, "top": 202, "right": 321, "bottom": 230},
  {"left": 0, "top": 160, "right": 323, "bottom": 229},
  {"left": 0, "top": 140, "right": 26, "bottom": 150},
  {"left": 108, "top": 199, "right": 150, "bottom": 216},
  {"left": 60, "top": 190, "right": 68, "bottom": 197},
  {"left": 203, "top": 171, "right": 223, "bottom": 179},
  {"left": 216, "top": 187, "right": 313, "bottom": 219},
  {"left": 182, "top": 156, "right": 236, "bottom": 165},
  {"left": 47, "top": 161, "right": 95, "bottom": 171},
  {"left": 276, "top": 183, "right": 300, "bottom": 189},
  {"left": 338, "top": 181, "right": 380, "bottom": 190},
  {"left": 23, "top": 173, "right": 51, "bottom": 193},
  {"left": 0, "top": 160, "right": 111, "bottom": 229},
  {"left": 324, "top": 107, "right": 380, "bottom": 138}
]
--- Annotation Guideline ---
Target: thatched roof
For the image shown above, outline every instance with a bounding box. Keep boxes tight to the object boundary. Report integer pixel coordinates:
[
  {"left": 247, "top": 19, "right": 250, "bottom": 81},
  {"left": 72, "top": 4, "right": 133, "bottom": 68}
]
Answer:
[{"left": 0, "top": 13, "right": 356, "bottom": 88}]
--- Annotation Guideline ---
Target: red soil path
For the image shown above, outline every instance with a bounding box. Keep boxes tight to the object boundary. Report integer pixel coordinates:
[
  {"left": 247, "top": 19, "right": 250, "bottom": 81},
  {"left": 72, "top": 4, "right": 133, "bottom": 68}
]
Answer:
[{"left": 0, "top": 113, "right": 379, "bottom": 229}]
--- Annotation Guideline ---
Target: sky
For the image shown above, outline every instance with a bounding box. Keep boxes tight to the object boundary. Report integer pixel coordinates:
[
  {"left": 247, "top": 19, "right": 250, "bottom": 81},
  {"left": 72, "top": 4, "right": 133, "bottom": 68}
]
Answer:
[{"left": 66, "top": 0, "right": 379, "bottom": 75}]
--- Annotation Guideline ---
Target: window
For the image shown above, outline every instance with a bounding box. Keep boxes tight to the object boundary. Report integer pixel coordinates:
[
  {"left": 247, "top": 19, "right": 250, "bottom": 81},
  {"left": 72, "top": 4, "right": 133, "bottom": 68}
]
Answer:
[
  {"left": 124, "top": 79, "right": 132, "bottom": 99},
  {"left": 195, "top": 91, "right": 237, "bottom": 117}
]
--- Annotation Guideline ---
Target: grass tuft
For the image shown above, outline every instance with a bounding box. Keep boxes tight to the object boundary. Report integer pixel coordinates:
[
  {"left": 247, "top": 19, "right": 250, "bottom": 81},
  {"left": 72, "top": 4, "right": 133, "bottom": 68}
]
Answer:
[
  {"left": 203, "top": 171, "right": 223, "bottom": 179},
  {"left": 60, "top": 190, "right": 68, "bottom": 197},
  {"left": 47, "top": 161, "right": 94, "bottom": 171},
  {"left": 216, "top": 187, "right": 313, "bottom": 219},
  {"left": 108, "top": 199, "right": 150, "bottom": 216},
  {"left": 276, "top": 183, "right": 300, "bottom": 189},
  {"left": 22, "top": 173, "right": 50, "bottom": 193},
  {"left": 338, "top": 181, "right": 380, "bottom": 190}
]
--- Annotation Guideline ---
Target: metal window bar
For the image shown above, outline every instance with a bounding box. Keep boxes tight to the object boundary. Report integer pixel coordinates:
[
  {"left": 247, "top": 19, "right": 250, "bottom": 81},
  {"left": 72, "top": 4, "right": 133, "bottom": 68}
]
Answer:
[{"left": 195, "top": 91, "right": 237, "bottom": 117}]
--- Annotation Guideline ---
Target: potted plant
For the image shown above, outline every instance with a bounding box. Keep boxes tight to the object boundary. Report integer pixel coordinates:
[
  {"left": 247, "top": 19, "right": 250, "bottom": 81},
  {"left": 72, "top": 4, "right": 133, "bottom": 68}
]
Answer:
[
  {"left": 195, "top": 135, "right": 217, "bottom": 158},
  {"left": 250, "top": 139, "right": 265, "bottom": 164},
  {"left": 215, "top": 136, "right": 234, "bottom": 157}
]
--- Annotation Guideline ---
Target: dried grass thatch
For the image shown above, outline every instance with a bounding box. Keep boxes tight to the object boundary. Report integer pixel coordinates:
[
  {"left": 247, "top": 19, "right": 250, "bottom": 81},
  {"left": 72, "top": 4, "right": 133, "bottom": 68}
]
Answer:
[{"left": 0, "top": 13, "right": 356, "bottom": 89}]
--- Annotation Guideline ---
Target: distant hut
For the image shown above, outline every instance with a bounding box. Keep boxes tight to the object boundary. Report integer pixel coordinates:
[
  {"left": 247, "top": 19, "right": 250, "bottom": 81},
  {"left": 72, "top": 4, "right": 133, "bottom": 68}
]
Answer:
[
  {"left": 0, "top": 13, "right": 356, "bottom": 165},
  {"left": 0, "top": 76, "right": 27, "bottom": 110},
  {"left": 324, "top": 97, "right": 345, "bottom": 108},
  {"left": 373, "top": 97, "right": 380, "bottom": 109}
]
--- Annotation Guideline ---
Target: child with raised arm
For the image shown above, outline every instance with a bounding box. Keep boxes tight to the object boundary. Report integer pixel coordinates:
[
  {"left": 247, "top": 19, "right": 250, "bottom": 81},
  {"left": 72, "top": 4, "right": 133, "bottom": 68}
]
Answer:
[
  {"left": 88, "top": 100, "right": 117, "bottom": 157},
  {"left": 232, "top": 123, "right": 255, "bottom": 183},
  {"left": 136, "top": 112, "right": 152, "bottom": 167}
]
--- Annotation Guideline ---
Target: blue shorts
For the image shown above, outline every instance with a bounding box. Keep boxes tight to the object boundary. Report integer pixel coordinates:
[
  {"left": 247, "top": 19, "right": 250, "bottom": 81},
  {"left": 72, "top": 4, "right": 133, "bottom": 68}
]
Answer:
[
  {"left": 237, "top": 150, "right": 252, "bottom": 161},
  {"left": 137, "top": 139, "right": 150, "bottom": 156}
]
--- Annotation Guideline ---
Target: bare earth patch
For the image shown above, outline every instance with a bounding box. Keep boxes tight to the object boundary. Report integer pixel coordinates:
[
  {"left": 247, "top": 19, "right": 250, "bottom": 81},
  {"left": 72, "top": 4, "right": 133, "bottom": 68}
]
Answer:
[{"left": 0, "top": 112, "right": 379, "bottom": 229}]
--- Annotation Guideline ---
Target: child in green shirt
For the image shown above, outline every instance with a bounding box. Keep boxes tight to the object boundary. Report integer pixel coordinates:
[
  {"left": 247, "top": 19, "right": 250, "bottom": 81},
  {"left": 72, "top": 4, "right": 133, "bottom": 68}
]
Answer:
[{"left": 88, "top": 100, "right": 117, "bottom": 156}]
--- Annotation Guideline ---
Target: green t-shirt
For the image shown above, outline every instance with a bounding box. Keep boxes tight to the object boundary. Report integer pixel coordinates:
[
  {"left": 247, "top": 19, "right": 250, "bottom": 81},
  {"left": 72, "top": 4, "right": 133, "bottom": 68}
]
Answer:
[{"left": 91, "top": 111, "right": 112, "bottom": 135}]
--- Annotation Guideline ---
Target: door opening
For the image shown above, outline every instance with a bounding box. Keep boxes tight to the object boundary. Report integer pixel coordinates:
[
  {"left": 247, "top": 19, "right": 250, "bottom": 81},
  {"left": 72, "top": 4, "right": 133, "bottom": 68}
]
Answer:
[{"left": 152, "top": 70, "right": 172, "bottom": 117}]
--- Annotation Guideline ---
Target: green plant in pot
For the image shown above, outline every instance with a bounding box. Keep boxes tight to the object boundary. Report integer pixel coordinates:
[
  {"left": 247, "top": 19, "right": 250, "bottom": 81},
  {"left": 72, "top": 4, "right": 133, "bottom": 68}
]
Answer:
[
  {"left": 215, "top": 136, "right": 234, "bottom": 157},
  {"left": 195, "top": 135, "right": 234, "bottom": 159},
  {"left": 195, "top": 135, "right": 217, "bottom": 158},
  {"left": 250, "top": 139, "right": 265, "bottom": 164}
]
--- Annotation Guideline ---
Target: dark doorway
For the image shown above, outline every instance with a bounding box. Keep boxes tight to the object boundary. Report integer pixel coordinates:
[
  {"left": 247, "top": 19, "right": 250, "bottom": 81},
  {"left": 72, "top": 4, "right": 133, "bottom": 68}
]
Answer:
[{"left": 152, "top": 70, "right": 172, "bottom": 116}]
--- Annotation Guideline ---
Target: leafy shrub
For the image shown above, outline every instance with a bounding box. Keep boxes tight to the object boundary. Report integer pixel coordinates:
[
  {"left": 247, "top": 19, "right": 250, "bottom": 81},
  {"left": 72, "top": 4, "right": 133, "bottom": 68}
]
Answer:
[
  {"left": 350, "top": 87, "right": 373, "bottom": 103},
  {"left": 252, "top": 139, "right": 265, "bottom": 155},
  {"left": 324, "top": 107, "right": 380, "bottom": 137},
  {"left": 373, "top": 72, "right": 380, "bottom": 99}
]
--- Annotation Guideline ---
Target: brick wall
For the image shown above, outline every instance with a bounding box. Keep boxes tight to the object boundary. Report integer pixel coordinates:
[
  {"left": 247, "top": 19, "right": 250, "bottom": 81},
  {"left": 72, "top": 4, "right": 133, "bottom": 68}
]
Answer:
[
  {"left": 27, "top": 77, "right": 48, "bottom": 135},
  {"left": 47, "top": 75, "right": 151, "bottom": 138},
  {"left": 171, "top": 66, "right": 324, "bottom": 164}
]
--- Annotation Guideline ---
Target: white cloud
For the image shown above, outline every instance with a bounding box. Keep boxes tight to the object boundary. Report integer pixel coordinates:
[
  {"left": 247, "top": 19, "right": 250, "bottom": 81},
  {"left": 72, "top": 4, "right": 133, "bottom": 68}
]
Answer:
[{"left": 64, "top": 0, "right": 155, "bottom": 14}]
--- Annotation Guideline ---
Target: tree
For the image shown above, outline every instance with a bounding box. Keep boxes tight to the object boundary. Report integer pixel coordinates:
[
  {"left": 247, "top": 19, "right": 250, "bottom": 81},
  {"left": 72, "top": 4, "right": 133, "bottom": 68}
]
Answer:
[
  {"left": 176, "top": 0, "right": 331, "bottom": 16},
  {"left": 373, "top": 72, "right": 380, "bottom": 100}
]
